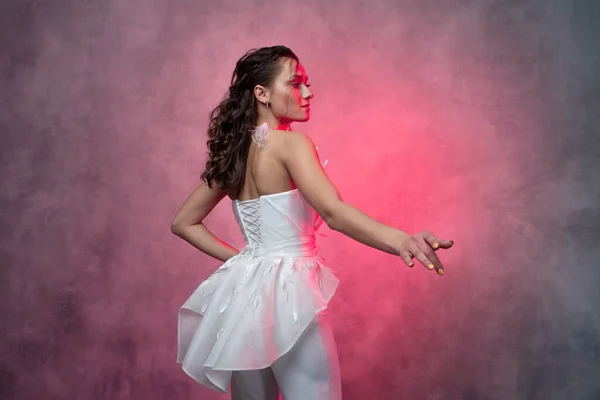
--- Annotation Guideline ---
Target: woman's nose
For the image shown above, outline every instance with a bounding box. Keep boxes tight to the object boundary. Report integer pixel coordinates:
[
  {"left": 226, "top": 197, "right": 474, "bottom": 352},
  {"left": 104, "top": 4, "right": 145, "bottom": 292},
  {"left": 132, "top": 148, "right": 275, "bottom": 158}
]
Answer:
[{"left": 301, "top": 85, "right": 313, "bottom": 99}]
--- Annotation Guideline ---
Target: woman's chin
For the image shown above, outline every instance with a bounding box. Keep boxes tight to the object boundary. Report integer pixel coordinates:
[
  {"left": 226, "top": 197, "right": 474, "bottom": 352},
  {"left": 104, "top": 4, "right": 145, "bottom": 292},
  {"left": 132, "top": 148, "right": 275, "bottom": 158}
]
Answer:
[{"left": 288, "top": 112, "right": 310, "bottom": 123}]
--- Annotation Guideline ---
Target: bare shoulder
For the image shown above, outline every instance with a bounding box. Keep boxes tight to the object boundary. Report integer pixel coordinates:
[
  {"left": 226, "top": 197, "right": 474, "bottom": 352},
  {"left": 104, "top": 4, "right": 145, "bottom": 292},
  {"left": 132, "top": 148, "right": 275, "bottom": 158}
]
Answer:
[
  {"left": 283, "top": 130, "right": 314, "bottom": 145},
  {"left": 270, "top": 129, "right": 317, "bottom": 162},
  {"left": 271, "top": 129, "right": 341, "bottom": 224}
]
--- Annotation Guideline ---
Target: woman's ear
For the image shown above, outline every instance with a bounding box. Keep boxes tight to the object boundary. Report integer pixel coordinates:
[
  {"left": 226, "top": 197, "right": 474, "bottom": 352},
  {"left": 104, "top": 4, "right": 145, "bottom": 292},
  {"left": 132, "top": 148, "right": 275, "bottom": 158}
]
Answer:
[{"left": 254, "top": 85, "right": 269, "bottom": 105}]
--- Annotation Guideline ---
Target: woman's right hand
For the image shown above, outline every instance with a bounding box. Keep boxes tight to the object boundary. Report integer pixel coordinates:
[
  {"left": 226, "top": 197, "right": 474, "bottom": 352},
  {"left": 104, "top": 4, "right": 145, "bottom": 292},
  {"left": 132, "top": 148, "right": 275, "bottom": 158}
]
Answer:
[{"left": 396, "top": 231, "right": 454, "bottom": 275}]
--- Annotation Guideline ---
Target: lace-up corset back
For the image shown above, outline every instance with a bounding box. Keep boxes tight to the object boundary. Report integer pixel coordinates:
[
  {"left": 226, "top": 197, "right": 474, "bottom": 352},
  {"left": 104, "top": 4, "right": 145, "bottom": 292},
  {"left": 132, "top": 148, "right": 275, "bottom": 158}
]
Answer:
[{"left": 232, "top": 189, "right": 324, "bottom": 253}]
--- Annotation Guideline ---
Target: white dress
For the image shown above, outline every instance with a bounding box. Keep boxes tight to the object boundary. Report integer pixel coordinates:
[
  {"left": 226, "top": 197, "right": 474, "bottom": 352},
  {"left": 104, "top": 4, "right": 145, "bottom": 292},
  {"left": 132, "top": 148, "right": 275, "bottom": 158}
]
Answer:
[{"left": 176, "top": 188, "right": 340, "bottom": 393}]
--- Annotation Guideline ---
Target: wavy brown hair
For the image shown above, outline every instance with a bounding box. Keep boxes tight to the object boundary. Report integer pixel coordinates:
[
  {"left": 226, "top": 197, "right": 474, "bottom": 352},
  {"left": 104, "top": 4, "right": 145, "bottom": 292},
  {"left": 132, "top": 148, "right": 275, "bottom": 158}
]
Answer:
[{"left": 200, "top": 46, "right": 298, "bottom": 197}]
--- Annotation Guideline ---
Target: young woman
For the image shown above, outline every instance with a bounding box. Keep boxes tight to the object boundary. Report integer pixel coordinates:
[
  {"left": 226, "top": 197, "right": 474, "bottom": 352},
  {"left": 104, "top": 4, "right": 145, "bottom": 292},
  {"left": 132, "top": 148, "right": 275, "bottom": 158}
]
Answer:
[{"left": 171, "top": 45, "right": 454, "bottom": 400}]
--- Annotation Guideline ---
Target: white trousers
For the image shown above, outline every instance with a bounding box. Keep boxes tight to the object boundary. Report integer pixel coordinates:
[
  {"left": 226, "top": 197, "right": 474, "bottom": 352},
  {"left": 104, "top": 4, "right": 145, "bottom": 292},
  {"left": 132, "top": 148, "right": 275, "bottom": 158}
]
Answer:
[{"left": 230, "top": 310, "right": 342, "bottom": 400}]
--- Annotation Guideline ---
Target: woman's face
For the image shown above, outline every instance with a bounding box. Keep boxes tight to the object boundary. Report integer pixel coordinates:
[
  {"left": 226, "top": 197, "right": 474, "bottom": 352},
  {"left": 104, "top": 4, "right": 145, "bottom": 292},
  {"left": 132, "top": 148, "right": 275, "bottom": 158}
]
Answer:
[{"left": 266, "top": 58, "right": 313, "bottom": 123}]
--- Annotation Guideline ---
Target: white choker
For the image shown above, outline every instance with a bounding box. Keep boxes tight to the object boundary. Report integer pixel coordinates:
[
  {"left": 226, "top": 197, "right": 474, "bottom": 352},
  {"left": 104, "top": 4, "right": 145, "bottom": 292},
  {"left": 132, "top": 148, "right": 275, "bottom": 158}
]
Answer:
[{"left": 251, "top": 122, "right": 271, "bottom": 148}]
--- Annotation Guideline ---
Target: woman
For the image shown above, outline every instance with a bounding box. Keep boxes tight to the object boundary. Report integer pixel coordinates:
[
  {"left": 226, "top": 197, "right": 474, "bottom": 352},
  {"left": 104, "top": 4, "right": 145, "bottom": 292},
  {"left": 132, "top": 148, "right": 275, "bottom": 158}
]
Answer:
[{"left": 171, "top": 45, "right": 453, "bottom": 400}]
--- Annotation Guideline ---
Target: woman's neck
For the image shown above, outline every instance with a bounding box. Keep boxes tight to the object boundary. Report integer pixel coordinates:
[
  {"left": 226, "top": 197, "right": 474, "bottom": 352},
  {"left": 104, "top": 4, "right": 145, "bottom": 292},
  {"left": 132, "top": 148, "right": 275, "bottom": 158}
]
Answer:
[{"left": 256, "top": 118, "right": 292, "bottom": 131}]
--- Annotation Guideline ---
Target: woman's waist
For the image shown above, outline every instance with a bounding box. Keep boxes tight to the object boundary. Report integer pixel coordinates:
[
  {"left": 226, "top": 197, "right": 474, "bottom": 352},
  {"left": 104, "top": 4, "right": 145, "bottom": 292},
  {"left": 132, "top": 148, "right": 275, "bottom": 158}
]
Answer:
[{"left": 242, "top": 237, "right": 319, "bottom": 257}]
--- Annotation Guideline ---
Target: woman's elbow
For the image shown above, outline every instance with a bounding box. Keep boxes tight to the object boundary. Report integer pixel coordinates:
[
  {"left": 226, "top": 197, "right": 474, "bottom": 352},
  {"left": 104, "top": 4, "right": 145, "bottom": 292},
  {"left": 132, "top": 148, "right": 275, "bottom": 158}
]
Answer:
[
  {"left": 170, "top": 219, "right": 186, "bottom": 236},
  {"left": 322, "top": 201, "right": 343, "bottom": 231}
]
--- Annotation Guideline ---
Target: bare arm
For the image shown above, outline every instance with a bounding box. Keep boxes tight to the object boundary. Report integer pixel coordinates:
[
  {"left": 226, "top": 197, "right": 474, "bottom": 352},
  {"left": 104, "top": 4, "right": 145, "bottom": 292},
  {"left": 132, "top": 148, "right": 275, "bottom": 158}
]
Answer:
[
  {"left": 280, "top": 132, "right": 406, "bottom": 255},
  {"left": 171, "top": 181, "right": 240, "bottom": 262},
  {"left": 279, "top": 131, "right": 453, "bottom": 274}
]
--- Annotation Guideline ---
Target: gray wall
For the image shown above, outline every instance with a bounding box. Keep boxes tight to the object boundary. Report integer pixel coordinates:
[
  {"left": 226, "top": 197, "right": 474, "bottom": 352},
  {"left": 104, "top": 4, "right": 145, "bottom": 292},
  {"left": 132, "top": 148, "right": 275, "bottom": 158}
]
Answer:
[{"left": 1, "top": 0, "right": 599, "bottom": 399}]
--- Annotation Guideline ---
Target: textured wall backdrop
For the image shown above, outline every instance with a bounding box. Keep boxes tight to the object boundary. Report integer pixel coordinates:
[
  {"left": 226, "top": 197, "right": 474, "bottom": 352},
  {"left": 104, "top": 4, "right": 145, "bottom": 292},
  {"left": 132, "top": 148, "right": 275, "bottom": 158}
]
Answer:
[{"left": 1, "top": 0, "right": 599, "bottom": 399}]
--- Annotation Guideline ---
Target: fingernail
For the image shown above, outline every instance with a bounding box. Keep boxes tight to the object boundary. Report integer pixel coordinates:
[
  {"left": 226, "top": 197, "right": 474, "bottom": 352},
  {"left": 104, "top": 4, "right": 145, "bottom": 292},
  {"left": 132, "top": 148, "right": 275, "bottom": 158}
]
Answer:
[
  {"left": 408, "top": 262, "right": 414, "bottom": 267},
  {"left": 433, "top": 242, "right": 439, "bottom": 249},
  {"left": 450, "top": 240, "right": 454, "bottom": 245},
  {"left": 427, "top": 263, "right": 435, "bottom": 270},
  {"left": 437, "top": 269, "right": 445, "bottom": 276}
]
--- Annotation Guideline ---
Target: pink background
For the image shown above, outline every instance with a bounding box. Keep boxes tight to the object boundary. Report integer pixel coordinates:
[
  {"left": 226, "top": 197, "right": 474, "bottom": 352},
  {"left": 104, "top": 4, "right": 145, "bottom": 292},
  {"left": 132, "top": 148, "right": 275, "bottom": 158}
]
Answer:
[{"left": 1, "top": 1, "right": 599, "bottom": 399}]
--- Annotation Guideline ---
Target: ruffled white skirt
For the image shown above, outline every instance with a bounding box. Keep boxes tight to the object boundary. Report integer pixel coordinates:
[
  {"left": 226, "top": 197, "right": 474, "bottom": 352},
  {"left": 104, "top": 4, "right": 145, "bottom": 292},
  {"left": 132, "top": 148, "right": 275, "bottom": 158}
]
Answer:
[{"left": 176, "top": 248, "right": 339, "bottom": 393}]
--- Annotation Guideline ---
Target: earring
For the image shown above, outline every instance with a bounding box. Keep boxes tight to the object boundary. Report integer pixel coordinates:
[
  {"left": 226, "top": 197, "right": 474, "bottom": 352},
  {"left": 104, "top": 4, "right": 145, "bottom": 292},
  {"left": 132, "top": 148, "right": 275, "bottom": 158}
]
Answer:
[{"left": 251, "top": 101, "right": 271, "bottom": 148}]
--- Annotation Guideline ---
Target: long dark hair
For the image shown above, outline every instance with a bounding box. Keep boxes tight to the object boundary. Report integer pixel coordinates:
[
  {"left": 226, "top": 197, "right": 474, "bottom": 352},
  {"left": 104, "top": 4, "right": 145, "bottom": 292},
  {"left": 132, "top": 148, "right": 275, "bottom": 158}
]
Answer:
[{"left": 200, "top": 46, "right": 298, "bottom": 197}]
